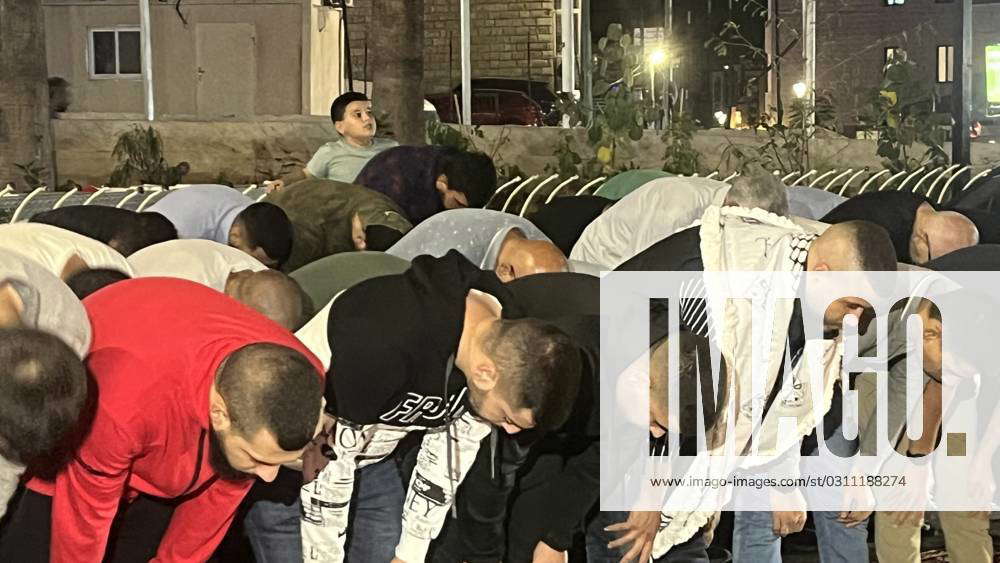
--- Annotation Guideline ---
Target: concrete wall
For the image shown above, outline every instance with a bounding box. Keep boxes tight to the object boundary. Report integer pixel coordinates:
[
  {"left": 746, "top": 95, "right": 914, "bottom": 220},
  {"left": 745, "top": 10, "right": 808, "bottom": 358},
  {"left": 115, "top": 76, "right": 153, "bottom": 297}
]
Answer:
[
  {"left": 43, "top": 0, "right": 306, "bottom": 118},
  {"left": 51, "top": 116, "right": 1000, "bottom": 188}
]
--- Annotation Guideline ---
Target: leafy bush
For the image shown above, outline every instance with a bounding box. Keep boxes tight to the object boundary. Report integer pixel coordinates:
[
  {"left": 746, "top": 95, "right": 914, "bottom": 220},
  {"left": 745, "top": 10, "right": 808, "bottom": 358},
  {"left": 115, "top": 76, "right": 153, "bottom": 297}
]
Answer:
[
  {"left": 661, "top": 113, "right": 702, "bottom": 175},
  {"left": 108, "top": 125, "right": 171, "bottom": 187},
  {"left": 14, "top": 160, "right": 47, "bottom": 189},
  {"left": 859, "top": 54, "right": 949, "bottom": 172}
]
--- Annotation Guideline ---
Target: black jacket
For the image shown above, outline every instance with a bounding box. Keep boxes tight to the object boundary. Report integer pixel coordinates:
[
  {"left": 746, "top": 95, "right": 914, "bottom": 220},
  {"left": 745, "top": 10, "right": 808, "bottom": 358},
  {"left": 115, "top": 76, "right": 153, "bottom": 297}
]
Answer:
[{"left": 432, "top": 273, "right": 601, "bottom": 559}]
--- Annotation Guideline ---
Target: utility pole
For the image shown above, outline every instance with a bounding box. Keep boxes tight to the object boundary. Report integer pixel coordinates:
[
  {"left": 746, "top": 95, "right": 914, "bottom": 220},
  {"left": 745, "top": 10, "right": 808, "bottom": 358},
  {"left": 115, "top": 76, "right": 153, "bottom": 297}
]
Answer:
[
  {"left": 665, "top": 0, "right": 673, "bottom": 123},
  {"left": 581, "top": 0, "right": 593, "bottom": 125},
  {"left": 952, "top": 0, "right": 972, "bottom": 180},
  {"left": 801, "top": 0, "right": 816, "bottom": 126}
]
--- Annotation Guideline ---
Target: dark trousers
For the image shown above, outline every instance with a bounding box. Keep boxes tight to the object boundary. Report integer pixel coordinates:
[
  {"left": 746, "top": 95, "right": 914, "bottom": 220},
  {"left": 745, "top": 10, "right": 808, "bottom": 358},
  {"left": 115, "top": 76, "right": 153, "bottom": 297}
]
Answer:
[{"left": 0, "top": 488, "right": 175, "bottom": 562}]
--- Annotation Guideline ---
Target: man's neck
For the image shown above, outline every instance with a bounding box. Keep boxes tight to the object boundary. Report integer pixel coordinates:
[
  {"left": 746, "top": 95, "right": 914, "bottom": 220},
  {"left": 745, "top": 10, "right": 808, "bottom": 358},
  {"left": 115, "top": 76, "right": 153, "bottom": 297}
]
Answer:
[
  {"left": 455, "top": 291, "right": 501, "bottom": 373},
  {"left": 343, "top": 136, "right": 374, "bottom": 149}
]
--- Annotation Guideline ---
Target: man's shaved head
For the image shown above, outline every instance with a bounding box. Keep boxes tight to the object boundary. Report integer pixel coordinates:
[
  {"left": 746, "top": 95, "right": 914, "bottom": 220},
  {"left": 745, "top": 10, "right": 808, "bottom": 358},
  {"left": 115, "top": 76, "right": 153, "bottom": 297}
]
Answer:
[
  {"left": 910, "top": 208, "right": 979, "bottom": 264},
  {"left": 649, "top": 331, "right": 725, "bottom": 442},
  {"left": 808, "top": 220, "right": 897, "bottom": 272},
  {"left": 225, "top": 270, "right": 308, "bottom": 331},
  {"left": 495, "top": 235, "right": 568, "bottom": 283}
]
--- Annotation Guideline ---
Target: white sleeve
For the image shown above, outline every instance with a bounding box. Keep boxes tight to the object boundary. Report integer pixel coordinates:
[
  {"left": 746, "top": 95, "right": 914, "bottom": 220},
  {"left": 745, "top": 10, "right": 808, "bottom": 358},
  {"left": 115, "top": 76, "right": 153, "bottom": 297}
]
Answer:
[
  {"left": 300, "top": 421, "right": 406, "bottom": 562},
  {"left": 395, "top": 412, "right": 492, "bottom": 562},
  {"left": 0, "top": 456, "right": 24, "bottom": 519}
]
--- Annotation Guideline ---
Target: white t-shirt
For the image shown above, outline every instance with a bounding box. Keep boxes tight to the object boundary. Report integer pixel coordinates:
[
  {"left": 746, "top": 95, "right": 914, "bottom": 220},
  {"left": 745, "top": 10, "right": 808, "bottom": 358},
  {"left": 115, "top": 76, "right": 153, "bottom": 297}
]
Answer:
[
  {"left": 570, "top": 177, "right": 730, "bottom": 268},
  {"left": 129, "top": 239, "right": 268, "bottom": 292},
  {"left": 0, "top": 223, "right": 134, "bottom": 278}
]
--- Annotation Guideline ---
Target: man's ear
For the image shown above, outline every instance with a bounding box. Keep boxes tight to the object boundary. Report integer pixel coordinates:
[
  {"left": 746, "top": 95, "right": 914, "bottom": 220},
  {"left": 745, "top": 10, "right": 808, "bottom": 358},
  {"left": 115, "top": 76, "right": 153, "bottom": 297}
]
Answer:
[
  {"left": 495, "top": 261, "right": 514, "bottom": 283},
  {"left": 435, "top": 174, "right": 449, "bottom": 193},
  {"left": 251, "top": 247, "right": 276, "bottom": 267},
  {"left": 469, "top": 358, "right": 499, "bottom": 392},
  {"left": 60, "top": 253, "right": 90, "bottom": 281},
  {"left": 209, "top": 386, "right": 232, "bottom": 432},
  {"left": 0, "top": 282, "right": 25, "bottom": 324}
]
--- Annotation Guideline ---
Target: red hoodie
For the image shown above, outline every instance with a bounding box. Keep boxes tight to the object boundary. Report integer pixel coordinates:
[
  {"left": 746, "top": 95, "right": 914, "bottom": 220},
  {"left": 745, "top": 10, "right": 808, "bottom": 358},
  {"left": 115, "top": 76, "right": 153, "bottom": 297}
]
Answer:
[{"left": 27, "top": 278, "right": 324, "bottom": 562}]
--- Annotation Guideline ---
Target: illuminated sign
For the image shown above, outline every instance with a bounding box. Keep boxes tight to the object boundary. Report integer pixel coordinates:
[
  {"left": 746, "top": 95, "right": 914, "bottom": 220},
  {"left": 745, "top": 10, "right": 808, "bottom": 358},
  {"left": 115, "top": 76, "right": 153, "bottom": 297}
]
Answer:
[{"left": 987, "top": 45, "right": 1000, "bottom": 103}]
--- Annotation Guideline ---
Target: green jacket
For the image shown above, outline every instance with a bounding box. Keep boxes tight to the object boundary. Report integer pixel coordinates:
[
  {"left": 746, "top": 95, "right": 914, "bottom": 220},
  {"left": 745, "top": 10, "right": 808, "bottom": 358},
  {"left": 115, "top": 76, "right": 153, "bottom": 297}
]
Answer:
[{"left": 266, "top": 178, "right": 412, "bottom": 272}]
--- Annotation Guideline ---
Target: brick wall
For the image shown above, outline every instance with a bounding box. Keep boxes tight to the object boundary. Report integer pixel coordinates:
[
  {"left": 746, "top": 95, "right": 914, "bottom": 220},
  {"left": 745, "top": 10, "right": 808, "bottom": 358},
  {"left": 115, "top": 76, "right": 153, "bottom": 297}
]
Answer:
[
  {"left": 776, "top": 0, "right": 959, "bottom": 124},
  {"left": 344, "top": 0, "right": 556, "bottom": 95}
]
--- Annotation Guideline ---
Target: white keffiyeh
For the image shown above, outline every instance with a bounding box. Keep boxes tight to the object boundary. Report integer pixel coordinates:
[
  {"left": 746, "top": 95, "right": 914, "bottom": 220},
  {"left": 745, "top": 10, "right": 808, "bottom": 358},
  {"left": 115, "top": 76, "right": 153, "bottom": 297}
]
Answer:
[{"left": 651, "top": 205, "right": 844, "bottom": 557}]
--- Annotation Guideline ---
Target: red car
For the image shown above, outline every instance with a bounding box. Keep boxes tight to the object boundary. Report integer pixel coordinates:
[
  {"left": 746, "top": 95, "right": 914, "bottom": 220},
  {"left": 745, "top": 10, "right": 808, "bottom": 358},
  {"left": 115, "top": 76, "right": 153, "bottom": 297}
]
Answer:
[{"left": 427, "top": 89, "right": 545, "bottom": 126}]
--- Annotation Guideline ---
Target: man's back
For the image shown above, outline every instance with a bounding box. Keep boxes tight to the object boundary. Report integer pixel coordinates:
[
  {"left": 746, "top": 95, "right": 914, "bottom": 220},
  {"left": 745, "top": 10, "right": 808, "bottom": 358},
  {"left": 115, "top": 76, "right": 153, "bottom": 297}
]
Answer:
[
  {"left": 146, "top": 185, "right": 252, "bottom": 243},
  {"left": 0, "top": 223, "right": 134, "bottom": 278},
  {"left": 387, "top": 208, "right": 548, "bottom": 268},
  {"left": 821, "top": 190, "right": 927, "bottom": 262},
  {"left": 129, "top": 239, "right": 267, "bottom": 291},
  {"left": 354, "top": 145, "right": 446, "bottom": 224},
  {"left": 571, "top": 177, "right": 728, "bottom": 268},
  {"left": 26, "top": 279, "right": 322, "bottom": 561},
  {"left": 265, "top": 178, "right": 410, "bottom": 271}
]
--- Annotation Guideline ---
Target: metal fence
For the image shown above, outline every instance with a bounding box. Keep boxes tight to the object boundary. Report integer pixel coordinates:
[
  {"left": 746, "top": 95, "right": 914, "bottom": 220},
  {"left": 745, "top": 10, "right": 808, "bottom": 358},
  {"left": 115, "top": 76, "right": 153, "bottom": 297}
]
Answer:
[{"left": 0, "top": 165, "right": 994, "bottom": 224}]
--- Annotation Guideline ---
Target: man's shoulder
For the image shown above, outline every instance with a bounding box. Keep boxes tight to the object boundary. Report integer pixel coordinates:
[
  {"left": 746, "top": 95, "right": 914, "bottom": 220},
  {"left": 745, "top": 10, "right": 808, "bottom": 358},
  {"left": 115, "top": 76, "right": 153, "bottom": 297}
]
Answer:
[{"left": 373, "top": 137, "right": 400, "bottom": 150}]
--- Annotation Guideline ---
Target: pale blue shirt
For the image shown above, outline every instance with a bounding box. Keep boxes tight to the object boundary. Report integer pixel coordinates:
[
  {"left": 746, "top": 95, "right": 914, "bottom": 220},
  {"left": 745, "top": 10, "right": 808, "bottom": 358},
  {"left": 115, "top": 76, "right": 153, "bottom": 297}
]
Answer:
[
  {"left": 306, "top": 137, "right": 399, "bottom": 184},
  {"left": 146, "top": 185, "right": 252, "bottom": 244},
  {"left": 786, "top": 186, "right": 847, "bottom": 220},
  {"left": 387, "top": 209, "right": 550, "bottom": 269}
]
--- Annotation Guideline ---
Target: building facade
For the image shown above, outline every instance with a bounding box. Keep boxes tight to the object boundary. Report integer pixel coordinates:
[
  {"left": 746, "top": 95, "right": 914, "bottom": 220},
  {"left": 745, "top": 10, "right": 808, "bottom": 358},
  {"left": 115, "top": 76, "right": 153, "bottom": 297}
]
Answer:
[
  {"left": 43, "top": 0, "right": 562, "bottom": 118},
  {"left": 772, "top": 0, "right": 1000, "bottom": 129}
]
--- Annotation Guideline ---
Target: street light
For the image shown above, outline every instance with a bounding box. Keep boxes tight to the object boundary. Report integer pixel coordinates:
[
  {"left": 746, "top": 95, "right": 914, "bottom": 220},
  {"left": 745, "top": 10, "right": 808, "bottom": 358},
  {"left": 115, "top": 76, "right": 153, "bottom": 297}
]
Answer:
[
  {"left": 792, "top": 81, "right": 807, "bottom": 99},
  {"left": 714, "top": 111, "right": 727, "bottom": 127},
  {"left": 648, "top": 49, "right": 667, "bottom": 67},
  {"left": 648, "top": 49, "right": 667, "bottom": 110}
]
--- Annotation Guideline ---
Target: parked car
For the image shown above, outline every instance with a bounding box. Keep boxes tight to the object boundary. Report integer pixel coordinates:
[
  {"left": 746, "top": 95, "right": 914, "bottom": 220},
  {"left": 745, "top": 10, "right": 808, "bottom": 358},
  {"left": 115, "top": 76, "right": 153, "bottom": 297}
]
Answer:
[
  {"left": 460, "top": 78, "right": 561, "bottom": 125},
  {"left": 426, "top": 88, "right": 545, "bottom": 126}
]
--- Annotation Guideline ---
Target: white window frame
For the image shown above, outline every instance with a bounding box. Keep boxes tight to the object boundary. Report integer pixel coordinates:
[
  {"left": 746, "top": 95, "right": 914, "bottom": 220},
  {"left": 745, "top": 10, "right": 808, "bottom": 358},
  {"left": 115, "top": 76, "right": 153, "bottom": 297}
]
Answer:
[
  {"left": 885, "top": 47, "right": 899, "bottom": 64},
  {"left": 938, "top": 45, "right": 955, "bottom": 83},
  {"left": 88, "top": 26, "right": 143, "bottom": 80}
]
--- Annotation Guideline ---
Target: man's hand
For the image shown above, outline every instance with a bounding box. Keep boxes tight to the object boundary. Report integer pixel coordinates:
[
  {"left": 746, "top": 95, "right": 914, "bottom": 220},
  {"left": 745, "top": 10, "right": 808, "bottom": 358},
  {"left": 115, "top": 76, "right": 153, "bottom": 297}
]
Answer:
[
  {"left": 836, "top": 483, "right": 874, "bottom": 528},
  {"left": 263, "top": 179, "right": 284, "bottom": 193},
  {"left": 390, "top": 559, "right": 406, "bottom": 563},
  {"left": 301, "top": 417, "right": 336, "bottom": 484},
  {"left": 605, "top": 511, "right": 661, "bottom": 563},
  {"left": 532, "top": 541, "right": 567, "bottom": 563},
  {"left": 771, "top": 511, "right": 806, "bottom": 537}
]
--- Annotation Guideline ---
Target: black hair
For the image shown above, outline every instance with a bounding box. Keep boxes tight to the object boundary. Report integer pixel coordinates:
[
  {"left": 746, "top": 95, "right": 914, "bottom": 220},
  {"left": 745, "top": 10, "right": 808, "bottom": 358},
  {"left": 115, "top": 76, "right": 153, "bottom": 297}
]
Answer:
[
  {"left": 364, "top": 224, "right": 405, "bottom": 251},
  {"left": 438, "top": 149, "right": 497, "bottom": 209},
  {"left": 842, "top": 220, "right": 898, "bottom": 272},
  {"left": 486, "top": 318, "right": 582, "bottom": 431},
  {"left": 65, "top": 268, "right": 131, "bottom": 300},
  {"left": 215, "top": 343, "right": 322, "bottom": 451},
  {"left": 0, "top": 328, "right": 88, "bottom": 465},
  {"left": 235, "top": 203, "right": 294, "bottom": 268},
  {"left": 31, "top": 207, "right": 177, "bottom": 256},
  {"left": 123, "top": 212, "right": 178, "bottom": 255},
  {"left": 331, "top": 92, "right": 370, "bottom": 124}
]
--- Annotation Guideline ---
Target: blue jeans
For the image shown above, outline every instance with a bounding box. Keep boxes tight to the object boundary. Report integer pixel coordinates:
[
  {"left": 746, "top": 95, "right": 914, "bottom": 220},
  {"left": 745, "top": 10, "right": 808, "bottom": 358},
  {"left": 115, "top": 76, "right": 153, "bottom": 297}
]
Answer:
[
  {"left": 585, "top": 511, "right": 709, "bottom": 563},
  {"left": 244, "top": 458, "right": 406, "bottom": 562},
  {"left": 731, "top": 423, "right": 870, "bottom": 563}
]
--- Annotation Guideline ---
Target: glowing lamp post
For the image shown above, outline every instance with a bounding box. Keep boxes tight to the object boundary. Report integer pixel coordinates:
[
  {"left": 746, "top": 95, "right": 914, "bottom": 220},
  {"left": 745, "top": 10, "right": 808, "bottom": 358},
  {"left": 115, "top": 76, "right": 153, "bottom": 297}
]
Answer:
[
  {"left": 648, "top": 49, "right": 667, "bottom": 105},
  {"left": 792, "top": 81, "right": 807, "bottom": 99}
]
